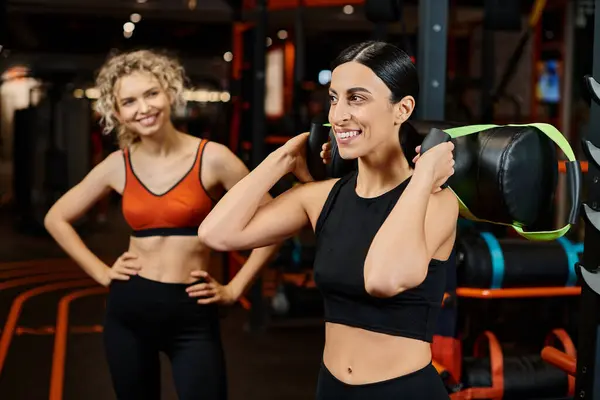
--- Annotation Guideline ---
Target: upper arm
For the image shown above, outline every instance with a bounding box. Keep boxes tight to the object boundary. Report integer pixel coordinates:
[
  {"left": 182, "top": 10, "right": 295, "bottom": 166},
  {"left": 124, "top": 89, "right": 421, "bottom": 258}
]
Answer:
[
  {"left": 424, "top": 188, "right": 459, "bottom": 260},
  {"left": 198, "top": 140, "right": 337, "bottom": 250},
  {"left": 226, "top": 184, "right": 309, "bottom": 250},
  {"left": 45, "top": 151, "right": 123, "bottom": 224},
  {"left": 207, "top": 179, "right": 336, "bottom": 251}
]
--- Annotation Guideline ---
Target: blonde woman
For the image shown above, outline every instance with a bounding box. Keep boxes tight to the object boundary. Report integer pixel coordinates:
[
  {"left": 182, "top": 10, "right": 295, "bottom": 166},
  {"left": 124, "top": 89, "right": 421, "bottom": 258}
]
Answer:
[{"left": 44, "top": 49, "right": 280, "bottom": 400}]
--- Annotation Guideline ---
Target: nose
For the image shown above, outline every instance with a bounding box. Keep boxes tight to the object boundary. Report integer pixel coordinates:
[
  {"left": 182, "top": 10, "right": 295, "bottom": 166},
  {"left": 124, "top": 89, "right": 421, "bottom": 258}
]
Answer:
[
  {"left": 138, "top": 99, "right": 149, "bottom": 113},
  {"left": 329, "top": 102, "right": 351, "bottom": 125}
]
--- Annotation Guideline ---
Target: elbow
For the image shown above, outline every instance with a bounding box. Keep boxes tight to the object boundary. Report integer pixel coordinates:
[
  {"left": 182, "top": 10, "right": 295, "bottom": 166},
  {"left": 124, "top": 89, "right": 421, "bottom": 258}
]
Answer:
[
  {"left": 44, "top": 210, "right": 59, "bottom": 233},
  {"left": 197, "top": 225, "right": 233, "bottom": 252},
  {"left": 365, "top": 261, "right": 428, "bottom": 298},
  {"left": 365, "top": 276, "right": 399, "bottom": 298},
  {"left": 364, "top": 268, "right": 403, "bottom": 297},
  {"left": 43, "top": 213, "right": 52, "bottom": 231}
]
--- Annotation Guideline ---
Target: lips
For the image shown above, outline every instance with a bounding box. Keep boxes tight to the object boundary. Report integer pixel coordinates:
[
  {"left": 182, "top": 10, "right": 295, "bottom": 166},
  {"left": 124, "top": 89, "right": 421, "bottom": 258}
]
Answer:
[
  {"left": 334, "top": 128, "right": 362, "bottom": 144},
  {"left": 137, "top": 113, "right": 159, "bottom": 127}
]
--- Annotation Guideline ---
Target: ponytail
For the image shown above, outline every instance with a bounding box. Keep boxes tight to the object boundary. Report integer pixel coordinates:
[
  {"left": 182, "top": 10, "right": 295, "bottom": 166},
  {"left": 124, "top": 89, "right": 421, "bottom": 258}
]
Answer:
[{"left": 400, "top": 121, "right": 423, "bottom": 168}]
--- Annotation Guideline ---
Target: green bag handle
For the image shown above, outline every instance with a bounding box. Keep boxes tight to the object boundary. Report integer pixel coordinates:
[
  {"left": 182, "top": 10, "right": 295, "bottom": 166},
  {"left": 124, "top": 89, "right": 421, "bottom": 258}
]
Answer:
[{"left": 443, "top": 123, "right": 582, "bottom": 241}]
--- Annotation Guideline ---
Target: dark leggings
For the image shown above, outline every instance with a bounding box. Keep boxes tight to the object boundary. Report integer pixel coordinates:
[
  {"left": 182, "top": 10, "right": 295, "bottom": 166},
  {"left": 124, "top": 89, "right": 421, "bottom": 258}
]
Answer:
[
  {"left": 316, "top": 361, "right": 449, "bottom": 399},
  {"left": 103, "top": 275, "right": 227, "bottom": 400}
]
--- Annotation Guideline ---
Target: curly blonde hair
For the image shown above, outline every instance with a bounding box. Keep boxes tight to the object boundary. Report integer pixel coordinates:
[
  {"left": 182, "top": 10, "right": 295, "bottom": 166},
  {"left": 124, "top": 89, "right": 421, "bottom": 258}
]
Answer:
[{"left": 93, "top": 49, "right": 188, "bottom": 148}]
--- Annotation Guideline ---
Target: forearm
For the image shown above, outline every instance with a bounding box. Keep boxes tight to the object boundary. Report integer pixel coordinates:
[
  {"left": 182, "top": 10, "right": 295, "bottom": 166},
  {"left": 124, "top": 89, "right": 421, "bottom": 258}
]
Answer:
[
  {"left": 365, "top": 173, "right": 433, "bottom": 295},
  {"left": 199, "top": 150, "right": 293, "bottom": 248},
  {"left": 227, "top": 243, "right": 283, "bottom": 299},
  {"left": 44, "top": 217, "right": 110, "bottom": 286}
]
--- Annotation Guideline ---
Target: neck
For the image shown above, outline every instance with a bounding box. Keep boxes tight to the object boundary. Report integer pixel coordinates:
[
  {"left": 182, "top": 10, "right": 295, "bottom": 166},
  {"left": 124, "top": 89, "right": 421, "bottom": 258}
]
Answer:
[
  {"left": 137, "top": 121, "right": 180, "bottom": 156},
  {"left": 355, "top": 138, "right": 412, "bottom": 198}
]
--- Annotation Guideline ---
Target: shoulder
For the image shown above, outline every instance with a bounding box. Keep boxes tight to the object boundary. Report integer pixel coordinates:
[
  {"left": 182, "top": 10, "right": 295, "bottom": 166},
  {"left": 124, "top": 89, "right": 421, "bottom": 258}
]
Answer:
[
  {"left": 198, "top": 140, "right": 251, "bottom": 190},
  {"left": 298, "top": 172, "right": 356, "bottom": 208},
  {"left": 268, "top": 177, "right": 339, "bottom": 204},
  {"left": 82, "top": 150, "right": 126, "bottom": 190},
  {"left": 297, "top": 178, "right": 340, "bottom": 201},
  {"left": 293, "top": 178, "right": 340, "bottom": 225},
  {"left": 101, "top": 150, "right": 127, "bottom": 172},
  {"left": 202, "top": 140, "right": 242, "bottom": 169}
]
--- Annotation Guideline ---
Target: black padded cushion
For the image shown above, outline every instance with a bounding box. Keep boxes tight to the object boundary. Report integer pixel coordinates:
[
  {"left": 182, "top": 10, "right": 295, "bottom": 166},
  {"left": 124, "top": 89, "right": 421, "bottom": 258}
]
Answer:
[
  {"left": 408, "top": 122, "right": 558, "bottom": 226},
  {"left": 448, "top": 126, "right": 558, "bottom": 226}
]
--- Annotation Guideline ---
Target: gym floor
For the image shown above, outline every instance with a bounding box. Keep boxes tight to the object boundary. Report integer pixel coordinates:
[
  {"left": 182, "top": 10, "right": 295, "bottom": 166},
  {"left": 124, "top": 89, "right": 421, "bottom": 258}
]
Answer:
[{"left": 0, "top": 206, "right": 325, "bottom": 400}]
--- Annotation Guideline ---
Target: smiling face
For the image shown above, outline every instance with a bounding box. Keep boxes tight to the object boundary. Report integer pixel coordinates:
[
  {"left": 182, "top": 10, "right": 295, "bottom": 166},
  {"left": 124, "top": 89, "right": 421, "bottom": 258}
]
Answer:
[
  {"left": 113, "top": 71, "right": 172, "bottom": 139},
  {"left": 328, "top": 61, "right": 414, "bottom": 160}
]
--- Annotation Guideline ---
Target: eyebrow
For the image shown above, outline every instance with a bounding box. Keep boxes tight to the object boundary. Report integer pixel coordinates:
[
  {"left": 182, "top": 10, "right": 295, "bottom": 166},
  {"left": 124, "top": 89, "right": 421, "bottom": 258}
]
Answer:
[
  {"left": 329, "top": 87, "right": 372, "bottom": 95},
  {"left": 119, "top": 87, "right": 160, "bottom": 101}
]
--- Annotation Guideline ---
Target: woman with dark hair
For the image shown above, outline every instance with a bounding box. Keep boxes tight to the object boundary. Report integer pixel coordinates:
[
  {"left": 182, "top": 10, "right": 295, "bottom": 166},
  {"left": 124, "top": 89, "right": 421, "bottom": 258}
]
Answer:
[{"left": 199, "top": 41, "right": 457, "bottom": 399}]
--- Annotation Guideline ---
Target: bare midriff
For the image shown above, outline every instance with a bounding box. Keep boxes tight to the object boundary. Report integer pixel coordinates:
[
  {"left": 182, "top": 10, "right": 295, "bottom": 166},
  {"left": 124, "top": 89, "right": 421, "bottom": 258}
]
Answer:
[
  {"left": 128, "top": 235, "right": 212, "bottom": 283},
  {"left": 322, "top": 322, "right": 431, "bottom": 385}
]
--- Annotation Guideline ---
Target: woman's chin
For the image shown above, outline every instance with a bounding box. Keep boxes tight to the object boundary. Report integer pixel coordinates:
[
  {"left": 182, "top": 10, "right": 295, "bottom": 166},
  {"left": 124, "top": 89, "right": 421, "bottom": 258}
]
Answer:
[
  {"left": 134, "top": 122, "right": 165, "bottom": 138},
  {"left": 138, "top": 126, "right": 159, "bottom": 135},
  {"left": 338, "top": 149, "right": 361, "bottom": 160}
]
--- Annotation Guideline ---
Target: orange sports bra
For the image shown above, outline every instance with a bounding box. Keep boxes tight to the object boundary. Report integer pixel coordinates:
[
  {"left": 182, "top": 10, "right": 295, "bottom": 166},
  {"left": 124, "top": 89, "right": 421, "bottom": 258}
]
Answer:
[{"left": 121, "top": 139, "right": 214, "bottom": 237}]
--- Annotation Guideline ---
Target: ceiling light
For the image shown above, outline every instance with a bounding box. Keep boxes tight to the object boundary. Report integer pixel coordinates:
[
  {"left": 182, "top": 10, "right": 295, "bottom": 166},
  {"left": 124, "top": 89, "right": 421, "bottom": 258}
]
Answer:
[
  {"left": 266, "top": 37, "right": 272, "bottom": 47},
  {"left": 318, "top": 70, "right": 332, "bottom": 85},
  {"left": 124, "top": 31, "right": 133, "bottom": 39},
  {"left": 130, "top": 13, "right": 142, "bottom": 23},
  {"left": 85, "top": 88, "right": 100, "bottom": 99},
  {"left": 223, "top": 52, "right": 233, "bottom": 62},
  {"left": 277, "top": 30, "right": 288, "bottom": 40},
  {"left": 123, "top": 22, "right": 135, "bottom": 33},
  {"left": 136, "top": 0, "right": 147, "bottom": 3},
  {"left": 343, "top": 5, "right": 354, "bottom": 15}
]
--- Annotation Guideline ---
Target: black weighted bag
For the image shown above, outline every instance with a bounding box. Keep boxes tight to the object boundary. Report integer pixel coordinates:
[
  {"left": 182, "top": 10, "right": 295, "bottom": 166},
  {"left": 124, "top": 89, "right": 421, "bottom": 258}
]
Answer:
[
  {"left": 306, "top": 117, "right": 356, "bottom": 181},
  {"left": 456, "top": 232, "right": 582, "bottom": 289}
]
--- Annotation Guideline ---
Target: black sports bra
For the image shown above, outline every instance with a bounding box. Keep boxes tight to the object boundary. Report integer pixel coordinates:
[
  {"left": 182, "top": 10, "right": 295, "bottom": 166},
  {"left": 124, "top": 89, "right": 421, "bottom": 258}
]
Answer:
[{"left": 313, "top": 172, "right": 451, "bottom": 343}]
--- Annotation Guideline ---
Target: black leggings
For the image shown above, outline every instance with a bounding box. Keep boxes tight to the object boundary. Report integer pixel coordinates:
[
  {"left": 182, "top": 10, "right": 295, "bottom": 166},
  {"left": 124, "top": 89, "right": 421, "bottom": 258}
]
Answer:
[
  {"left": 103, "top": 275, "right": 227, "bottom": 400},
  {"left": 316, "top": 361, "right": 449, "bottom": 399}
]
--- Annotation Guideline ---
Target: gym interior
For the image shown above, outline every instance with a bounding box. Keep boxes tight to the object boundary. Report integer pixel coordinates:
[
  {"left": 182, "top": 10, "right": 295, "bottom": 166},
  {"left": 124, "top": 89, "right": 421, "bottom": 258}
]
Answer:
[{"left": 0, "top": 0, "right": 599, "bottom": 399}]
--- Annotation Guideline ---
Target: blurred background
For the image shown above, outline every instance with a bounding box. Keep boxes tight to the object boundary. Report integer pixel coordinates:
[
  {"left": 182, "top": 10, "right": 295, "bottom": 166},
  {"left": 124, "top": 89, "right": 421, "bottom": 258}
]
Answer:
[{"left": 0, "top": 0, "right": 597, "bottom": 399}]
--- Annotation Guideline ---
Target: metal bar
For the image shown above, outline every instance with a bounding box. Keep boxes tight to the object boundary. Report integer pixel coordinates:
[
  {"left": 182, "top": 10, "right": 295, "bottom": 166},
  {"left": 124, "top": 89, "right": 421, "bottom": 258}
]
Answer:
[
  {"left": 480, "top": 0, "right": 496, "bottom": 123},
  {"left": 247, "top": 0, "right": 268, "bottom": 333},
  {"left": 0, "top": 0, "right": 6, "bottom": 54},
  {"left": 250, "top": 0, "right": 362, "bottom": 10},
  {"left": 576, "top": 1, "right": 600, "bottom": 398},
  {"left": 416, "top": 0, "right": 448, "bottom": 120},
  {"left": 222, "top": 3, "right": 243, "bottom": 150},
  {"left": 294, "top": 0, "right": 305, "bottom": 86},
  {"left": 292, "top": 0, "right": 305, "bottom": 133},
  {"left": 555, "top": 2, "right": 575, "bottom": 233},
  {"left": 251, "top": 0, "right": 267, "bottom": 169},
  {"left": 590, "top": 1, "right": 600, "bottom": 143}
]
